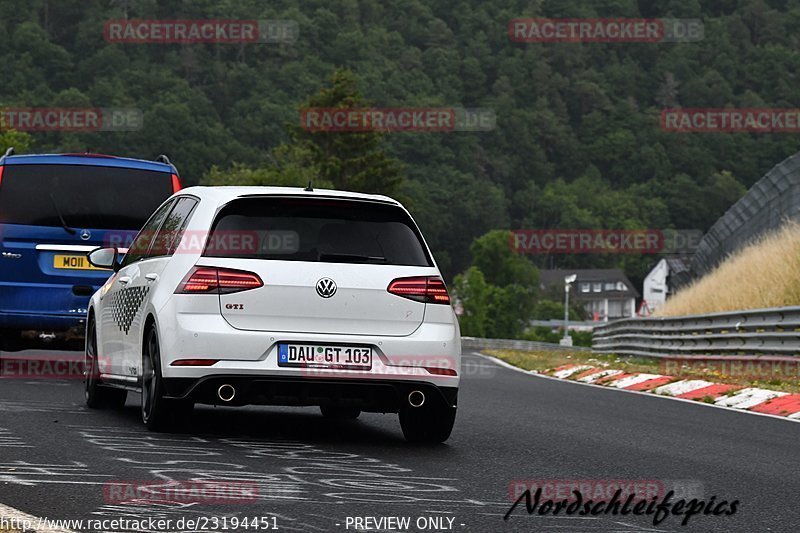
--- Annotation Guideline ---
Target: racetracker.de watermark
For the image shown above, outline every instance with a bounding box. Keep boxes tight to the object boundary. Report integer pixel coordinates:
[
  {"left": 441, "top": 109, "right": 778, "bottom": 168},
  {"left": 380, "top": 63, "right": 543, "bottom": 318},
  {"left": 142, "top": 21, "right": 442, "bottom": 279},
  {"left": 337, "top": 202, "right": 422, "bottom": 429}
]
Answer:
[
  {"left": 660, "top": 357, "right": 800, "bottom": 380},
  {"left": 0, "top": 354, "right": 98, "bottom": 379},
  {"left": 103, "top": 480, "right": 260, "bottom": 504},
  {"left": 299, "top": 108, "right": 496, "bottom": 132},
  {"left": 661, "top": 108, "right": 800, "bottom": 132},
  {"left": 510, "top": 229, "right": 702, "bottom": 254},
  {"left": 105, "top": 230, "right": 301, "bottom": 256},
  {"left": 508, "top": 18, "right": 703, "bottom": 43},
  {"left": 104, "top": 19, "right": 298, "bottom": 44},
  {"left": 507, "top": 479, "right": 703, "bottom": 502},
  {"left": 296, "top": 355, "right": 477, "bottom": 379},
  {"left": 0, "top": 107, "right": 142, "bottom": 132}
]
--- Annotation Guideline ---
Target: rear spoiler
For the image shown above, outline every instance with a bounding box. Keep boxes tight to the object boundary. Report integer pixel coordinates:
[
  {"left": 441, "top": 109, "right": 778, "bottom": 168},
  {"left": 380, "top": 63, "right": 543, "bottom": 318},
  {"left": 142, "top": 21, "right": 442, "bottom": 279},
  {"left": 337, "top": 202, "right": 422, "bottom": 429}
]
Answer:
[{"left": 156, "top": 154, "right": 182, "bottom": 193}]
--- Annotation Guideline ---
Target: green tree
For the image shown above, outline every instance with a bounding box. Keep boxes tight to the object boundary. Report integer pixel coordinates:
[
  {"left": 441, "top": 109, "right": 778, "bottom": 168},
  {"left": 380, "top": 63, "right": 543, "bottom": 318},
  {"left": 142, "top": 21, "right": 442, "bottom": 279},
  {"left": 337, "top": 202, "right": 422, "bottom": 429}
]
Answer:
[
  {"left": 452, "top": 267, "right": 492, "bottom": 337},
  {"left": 287, "top": 69, "right": 403, "bottom": 196},
  {"left": 203, "top": 70, "right": 403, "bottom": 197},
  {"left": 469, "top": 230, "right": 538, "bottom": 288},
  {"left": 0, "top": 130, "right": 33, "bottom": 154},
  {"left": 453, "top": 230, "right": 540, "bottom": 338}
]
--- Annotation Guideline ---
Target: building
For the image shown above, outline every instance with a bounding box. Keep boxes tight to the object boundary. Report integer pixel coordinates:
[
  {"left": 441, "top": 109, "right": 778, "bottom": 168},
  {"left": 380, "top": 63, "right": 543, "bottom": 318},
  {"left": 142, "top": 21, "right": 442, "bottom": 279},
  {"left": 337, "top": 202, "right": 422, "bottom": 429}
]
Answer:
[
  {"left": 539, "top": 269, "right": 639, "bottom": 322},
  {"left": 641, "top": 258, "right": 691, "bottom": 315}
]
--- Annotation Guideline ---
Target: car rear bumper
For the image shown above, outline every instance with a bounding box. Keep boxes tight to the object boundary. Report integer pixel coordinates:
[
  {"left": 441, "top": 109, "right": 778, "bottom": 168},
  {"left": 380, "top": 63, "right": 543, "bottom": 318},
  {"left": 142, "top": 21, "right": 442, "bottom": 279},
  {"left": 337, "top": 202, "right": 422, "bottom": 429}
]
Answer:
[
  {"left": 0, "top": 281, "right": 99, "bottom": 331},
  {"left": 155, "top": 307, "right": 461, "bottom": 387},
  {"left": 164, "top": 375, "right": 458, "bottom": 413},
  {"left": 0, "top": 310, "right": 86, "bottom": 331}
]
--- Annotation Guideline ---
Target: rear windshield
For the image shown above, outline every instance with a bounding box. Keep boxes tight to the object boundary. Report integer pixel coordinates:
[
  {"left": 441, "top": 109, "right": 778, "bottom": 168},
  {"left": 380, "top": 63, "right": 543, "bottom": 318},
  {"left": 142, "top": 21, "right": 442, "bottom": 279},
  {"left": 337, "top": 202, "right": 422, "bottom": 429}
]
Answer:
[
  {"left": 0, "top": 163, "right": 173, "bottom": 229},
  {"left": 204, "top": 196, "right": 433, "bottom": 266}
]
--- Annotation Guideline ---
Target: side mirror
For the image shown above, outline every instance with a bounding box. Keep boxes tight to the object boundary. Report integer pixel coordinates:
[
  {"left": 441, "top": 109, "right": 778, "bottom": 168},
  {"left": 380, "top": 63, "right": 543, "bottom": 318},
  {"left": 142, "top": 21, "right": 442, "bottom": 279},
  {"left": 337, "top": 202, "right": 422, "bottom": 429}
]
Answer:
[{"left": 87, "top": 247, "right": 119, "bottom": 271}]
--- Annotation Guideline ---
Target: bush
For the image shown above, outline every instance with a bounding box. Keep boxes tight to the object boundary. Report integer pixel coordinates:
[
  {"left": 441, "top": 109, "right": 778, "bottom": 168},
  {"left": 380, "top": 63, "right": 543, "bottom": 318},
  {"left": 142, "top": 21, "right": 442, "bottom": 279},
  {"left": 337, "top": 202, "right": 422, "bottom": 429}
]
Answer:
[{"left": 522, "top": 326, "right": 593, "bottom": 347}]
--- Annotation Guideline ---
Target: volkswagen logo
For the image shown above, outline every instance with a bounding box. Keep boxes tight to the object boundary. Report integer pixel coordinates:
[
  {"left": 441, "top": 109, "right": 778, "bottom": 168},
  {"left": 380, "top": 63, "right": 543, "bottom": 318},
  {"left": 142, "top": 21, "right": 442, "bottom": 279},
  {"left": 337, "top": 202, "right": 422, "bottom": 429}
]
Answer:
[
  {"left": 316, "top": 278, "right": 337, "bottom": 298},
  {"left": 79, "top": 229, "right": 91, "bottom": 241}
]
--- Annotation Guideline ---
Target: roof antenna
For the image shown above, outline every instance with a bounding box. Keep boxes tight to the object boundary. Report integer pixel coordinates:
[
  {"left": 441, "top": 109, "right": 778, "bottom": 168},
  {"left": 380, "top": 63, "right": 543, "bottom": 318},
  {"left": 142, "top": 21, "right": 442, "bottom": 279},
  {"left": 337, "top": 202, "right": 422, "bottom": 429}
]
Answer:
[
  {"left": 304, "top": 181, "right": 313, "bottom": 191},
  {"left": 3, "top": 147, "right": 14, "bottom": 157}
]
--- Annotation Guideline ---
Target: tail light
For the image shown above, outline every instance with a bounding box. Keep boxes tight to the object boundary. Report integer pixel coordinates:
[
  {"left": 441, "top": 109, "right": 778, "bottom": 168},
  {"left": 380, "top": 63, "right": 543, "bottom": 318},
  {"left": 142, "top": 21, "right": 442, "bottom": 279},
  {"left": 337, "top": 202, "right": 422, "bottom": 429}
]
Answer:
[
  {"left": 0, "top": 165, "right": 3, "bottom": 187},
  {"left": 171, "top": 173, "right": 182, "bottom": 193},
  {"left": 387, "top": 276, "right": 450, "bottom": 304},
  {"left": 176, "top": 267, "right": 262, "bottom": 294}
]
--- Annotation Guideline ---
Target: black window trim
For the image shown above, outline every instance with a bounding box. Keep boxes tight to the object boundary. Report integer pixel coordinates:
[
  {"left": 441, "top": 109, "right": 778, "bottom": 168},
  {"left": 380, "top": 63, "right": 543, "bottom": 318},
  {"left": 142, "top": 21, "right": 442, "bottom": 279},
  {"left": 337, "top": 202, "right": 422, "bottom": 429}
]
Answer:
[
  {"left": 120, "top": 198, "right": 176, "bottom": 268},
  {"left": 0, "top": 163, "right": 175, "bottom": 229},
  {"left": 144, "top": 195, "right": 200, "bottom": 261},
  {"left": 205, "top": 194, "right": 434, "bottom": 266}
]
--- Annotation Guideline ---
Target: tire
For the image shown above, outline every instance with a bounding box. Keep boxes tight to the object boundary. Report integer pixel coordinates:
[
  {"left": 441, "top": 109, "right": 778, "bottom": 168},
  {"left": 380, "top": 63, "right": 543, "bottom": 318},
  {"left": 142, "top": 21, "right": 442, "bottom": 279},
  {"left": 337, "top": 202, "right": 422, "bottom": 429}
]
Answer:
[
  {"left": 85, "top": 317, "right": 127, "bottom": 409},
  {"left": 320, "top": 405, "right": 361, "bottom": 419},
  {"left": 399, "top": 401, "right": 456, "bottom": 444},
  {"left": 141, "top": 325, "right": 192, "bottom": 431}
]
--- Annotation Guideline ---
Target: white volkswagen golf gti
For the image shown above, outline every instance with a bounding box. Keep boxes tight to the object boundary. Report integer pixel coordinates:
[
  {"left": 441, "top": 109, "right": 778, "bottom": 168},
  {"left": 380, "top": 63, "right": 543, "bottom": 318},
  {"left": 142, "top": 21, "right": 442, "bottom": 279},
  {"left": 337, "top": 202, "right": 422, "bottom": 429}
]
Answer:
[{"left": 84, "top": 186, "right": 460, "bottom": 442}]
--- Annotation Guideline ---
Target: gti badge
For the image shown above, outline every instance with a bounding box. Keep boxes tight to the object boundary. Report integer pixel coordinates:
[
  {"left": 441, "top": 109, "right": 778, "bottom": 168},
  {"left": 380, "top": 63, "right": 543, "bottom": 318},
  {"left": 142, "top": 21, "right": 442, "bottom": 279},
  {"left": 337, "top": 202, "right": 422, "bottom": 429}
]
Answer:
[
  {"left": 80, "top": 229, "right": 91, "bottom": 241},
  {"left": 316, "top": 277, "right": 337, "bottom": 298}
]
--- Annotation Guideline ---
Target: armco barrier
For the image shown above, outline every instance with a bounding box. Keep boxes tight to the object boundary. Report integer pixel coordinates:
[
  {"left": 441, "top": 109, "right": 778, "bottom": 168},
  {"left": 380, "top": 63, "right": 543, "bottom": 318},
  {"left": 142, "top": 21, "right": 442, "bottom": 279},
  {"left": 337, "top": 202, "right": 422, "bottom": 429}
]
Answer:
[
  {"left": 592, "top": 306, "right": 800, "bottom": 357},
  {"left": 462, "top": 337, "right": 591, "bottom": 352}
]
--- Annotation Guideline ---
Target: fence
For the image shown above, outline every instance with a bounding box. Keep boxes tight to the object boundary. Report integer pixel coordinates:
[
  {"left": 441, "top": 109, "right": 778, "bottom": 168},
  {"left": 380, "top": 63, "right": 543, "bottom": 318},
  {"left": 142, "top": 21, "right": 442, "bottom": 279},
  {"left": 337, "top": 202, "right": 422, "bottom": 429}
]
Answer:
[
  {"left": 592, "top": 306, "right": 800, "bottom": 358},
  {"left": 692, "top": 151, "right": 800, "bottom": 276}
]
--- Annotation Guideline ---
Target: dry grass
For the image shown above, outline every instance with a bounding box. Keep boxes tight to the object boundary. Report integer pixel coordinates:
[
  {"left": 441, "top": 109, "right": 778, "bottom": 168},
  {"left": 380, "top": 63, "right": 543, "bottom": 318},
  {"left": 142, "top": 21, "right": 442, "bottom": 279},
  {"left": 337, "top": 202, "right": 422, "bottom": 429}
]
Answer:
[{"left": 658, "top": 220, "right": 800, "bottom": 316}]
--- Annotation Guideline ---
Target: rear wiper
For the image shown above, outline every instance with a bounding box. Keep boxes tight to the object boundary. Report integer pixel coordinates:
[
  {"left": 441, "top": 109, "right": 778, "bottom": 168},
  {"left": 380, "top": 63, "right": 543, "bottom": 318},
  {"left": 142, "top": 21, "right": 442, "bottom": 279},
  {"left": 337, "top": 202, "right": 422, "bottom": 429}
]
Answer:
[
  {"left": 49, "top": 193, "right": 77, "bottom": 235},
  {"left": 319, "top": 253, "right": 387, "bottom": 264}
]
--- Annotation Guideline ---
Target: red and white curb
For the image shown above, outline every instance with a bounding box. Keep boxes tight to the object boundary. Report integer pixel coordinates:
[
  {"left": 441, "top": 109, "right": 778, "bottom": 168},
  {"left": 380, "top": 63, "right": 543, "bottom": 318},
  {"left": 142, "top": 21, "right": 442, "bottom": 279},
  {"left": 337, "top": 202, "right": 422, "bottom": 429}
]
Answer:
[{"left": 546, "top": 363, "right": 800, "bottom": 420}]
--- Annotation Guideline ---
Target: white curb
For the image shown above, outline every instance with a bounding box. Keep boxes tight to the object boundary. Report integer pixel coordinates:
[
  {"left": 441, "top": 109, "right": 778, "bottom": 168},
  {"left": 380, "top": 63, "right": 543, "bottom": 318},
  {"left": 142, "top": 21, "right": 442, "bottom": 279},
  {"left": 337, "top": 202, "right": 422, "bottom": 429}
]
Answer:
[
  {"left": 607, "top": 373, "right": 664, "bottom": 389},
  {"left": 577, "top": 369, "right": 623, "bottom": 383},
  {"left": 653, "top": 379, "right": 716, "bottom": 396},
  {"left": 553, "top": 365, "right": 592, "bottom": 379},
  {"left": 714, "top": 388, "right": 789, "bottom": 409}
]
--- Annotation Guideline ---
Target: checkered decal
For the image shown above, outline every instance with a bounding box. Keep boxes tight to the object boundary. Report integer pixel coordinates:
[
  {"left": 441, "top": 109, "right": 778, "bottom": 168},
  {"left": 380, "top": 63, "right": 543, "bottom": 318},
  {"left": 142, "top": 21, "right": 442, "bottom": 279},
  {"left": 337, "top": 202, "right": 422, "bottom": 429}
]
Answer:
[{"left": 107, "top": 285, "right": 150, "bottom": 334}]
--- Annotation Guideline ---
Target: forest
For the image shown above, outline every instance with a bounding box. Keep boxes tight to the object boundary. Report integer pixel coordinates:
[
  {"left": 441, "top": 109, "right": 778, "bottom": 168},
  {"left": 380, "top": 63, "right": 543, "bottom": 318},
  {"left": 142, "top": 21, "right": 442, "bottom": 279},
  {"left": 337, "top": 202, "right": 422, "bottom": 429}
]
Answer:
[{"left": 1, "top": 0, "right": 797, "bottom": 337}]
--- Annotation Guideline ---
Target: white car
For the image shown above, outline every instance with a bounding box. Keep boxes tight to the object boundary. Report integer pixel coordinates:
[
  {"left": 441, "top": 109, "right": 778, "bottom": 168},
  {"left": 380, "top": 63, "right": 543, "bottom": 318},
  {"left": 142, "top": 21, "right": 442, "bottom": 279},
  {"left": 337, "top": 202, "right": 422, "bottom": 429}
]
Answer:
[{"left": 84, "top": 186, "right": 460, "bottom": 442}]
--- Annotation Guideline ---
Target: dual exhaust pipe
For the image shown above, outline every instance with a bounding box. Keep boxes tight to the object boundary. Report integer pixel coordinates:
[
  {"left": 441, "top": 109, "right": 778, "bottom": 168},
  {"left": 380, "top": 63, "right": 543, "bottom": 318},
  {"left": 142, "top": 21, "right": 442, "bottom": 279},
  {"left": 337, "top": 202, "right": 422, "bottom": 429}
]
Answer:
[
  {"left": 217, "top": 384, "right": 236, "bottom": 402},
  {"left": 408, "top": 390, "right": 425, "bottom": 408},
  {"left": 217, "top": 383, "right": 426, "bottom": 408}
]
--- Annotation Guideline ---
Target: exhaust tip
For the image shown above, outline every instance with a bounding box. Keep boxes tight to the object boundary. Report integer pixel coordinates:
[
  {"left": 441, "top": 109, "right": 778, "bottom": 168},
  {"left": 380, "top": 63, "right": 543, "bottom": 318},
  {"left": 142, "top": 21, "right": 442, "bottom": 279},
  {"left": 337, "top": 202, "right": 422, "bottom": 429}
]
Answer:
[
  {"left": 217, "top": 384, "right": 236, "bottom": 402},
  {"left": 408, "top": 390, "right": 425, "bottom": 408}
]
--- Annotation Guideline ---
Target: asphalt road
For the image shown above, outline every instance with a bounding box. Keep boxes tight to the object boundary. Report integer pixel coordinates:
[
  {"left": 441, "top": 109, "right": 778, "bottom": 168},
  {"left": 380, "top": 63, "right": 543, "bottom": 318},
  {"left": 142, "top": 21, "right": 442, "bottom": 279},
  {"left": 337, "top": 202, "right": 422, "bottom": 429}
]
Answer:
[{"left": 1, "top": 348, "right": 799, "bottom": 533}]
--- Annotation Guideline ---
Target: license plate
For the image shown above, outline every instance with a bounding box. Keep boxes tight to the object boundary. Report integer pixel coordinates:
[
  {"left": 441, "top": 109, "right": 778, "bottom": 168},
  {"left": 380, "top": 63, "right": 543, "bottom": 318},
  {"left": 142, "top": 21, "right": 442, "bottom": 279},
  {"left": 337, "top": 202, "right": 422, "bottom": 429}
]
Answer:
[
  {"left": 53, "top": 254, "right": 101, "bottom": 270},
  {"left": 278, "top": 343, "right": 372, "bottom": 369}
]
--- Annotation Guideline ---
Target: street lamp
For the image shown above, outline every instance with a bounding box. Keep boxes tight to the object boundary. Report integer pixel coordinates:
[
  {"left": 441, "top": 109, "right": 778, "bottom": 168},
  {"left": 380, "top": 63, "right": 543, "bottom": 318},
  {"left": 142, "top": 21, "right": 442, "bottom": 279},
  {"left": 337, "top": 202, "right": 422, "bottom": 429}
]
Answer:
[{"left": 560, "top": 274, "right": 577, "bottom": 346}]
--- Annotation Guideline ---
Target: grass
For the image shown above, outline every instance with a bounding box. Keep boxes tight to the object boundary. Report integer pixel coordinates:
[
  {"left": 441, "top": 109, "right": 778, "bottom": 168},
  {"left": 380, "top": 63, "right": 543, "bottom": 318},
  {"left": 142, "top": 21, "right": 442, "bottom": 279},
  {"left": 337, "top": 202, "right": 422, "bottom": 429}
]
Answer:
[
  {"left": 658, "top": 220, "right": 800, "bottom": 316},
  {"left": 484, "top": 349, "right": 660, "bottom": 374},
  {"left": 484, "top": 349, "right": 800, "bottom": 393}
]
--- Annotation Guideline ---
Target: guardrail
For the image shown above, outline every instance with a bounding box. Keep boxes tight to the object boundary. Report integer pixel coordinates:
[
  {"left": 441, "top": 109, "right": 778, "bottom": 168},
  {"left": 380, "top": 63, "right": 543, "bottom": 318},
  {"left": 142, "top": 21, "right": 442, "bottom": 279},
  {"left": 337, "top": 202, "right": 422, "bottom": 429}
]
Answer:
[
  {"left": 592, "top": 306, "right": 800, "bottom": 357},
  {"left": 462, "top": 337, "right": 591, "bottom": 352}
]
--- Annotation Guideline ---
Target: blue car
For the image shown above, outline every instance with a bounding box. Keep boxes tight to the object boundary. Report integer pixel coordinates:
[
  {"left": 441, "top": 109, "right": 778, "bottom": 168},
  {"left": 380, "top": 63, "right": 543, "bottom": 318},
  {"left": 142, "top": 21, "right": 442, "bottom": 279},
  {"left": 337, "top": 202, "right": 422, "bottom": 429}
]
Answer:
[{"left": 0, "top": 150, "right": 181, "bottom": 348}]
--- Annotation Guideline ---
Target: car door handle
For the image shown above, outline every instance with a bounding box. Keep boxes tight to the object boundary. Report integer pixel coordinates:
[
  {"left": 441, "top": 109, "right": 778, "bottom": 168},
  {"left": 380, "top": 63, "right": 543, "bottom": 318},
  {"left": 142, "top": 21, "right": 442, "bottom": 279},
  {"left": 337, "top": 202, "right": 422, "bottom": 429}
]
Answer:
[
  {"left": 145, "top": 273, "right": 159, "bottom": 282},
  {"left": 118, "top": 276, "right": 131, "bottom": 285}
]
